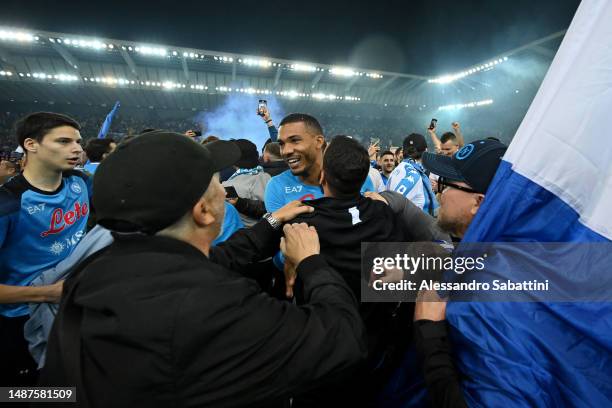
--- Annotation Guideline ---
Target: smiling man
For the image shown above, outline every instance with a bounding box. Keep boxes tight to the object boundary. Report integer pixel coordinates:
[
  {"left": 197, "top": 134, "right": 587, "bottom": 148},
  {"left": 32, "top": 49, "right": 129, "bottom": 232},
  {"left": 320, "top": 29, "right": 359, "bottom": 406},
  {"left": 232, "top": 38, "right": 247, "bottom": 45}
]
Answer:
[
  {"left": 0, "top": 112, "right": 91, "bottom": 385},
  {"left": 264, "top": 113, "right": 374, "bottom": 212}
]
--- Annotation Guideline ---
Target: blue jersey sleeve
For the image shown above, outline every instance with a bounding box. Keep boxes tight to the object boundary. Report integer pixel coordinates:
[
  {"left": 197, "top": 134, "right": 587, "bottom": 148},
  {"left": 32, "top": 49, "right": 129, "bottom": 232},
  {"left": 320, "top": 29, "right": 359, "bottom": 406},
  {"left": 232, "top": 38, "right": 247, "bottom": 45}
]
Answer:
[
  {"left": 264, "top": 178, "right": 285, "bottom": 213},
  {"left": 267, "top": 125, "right": 278, "bottom": 142}
]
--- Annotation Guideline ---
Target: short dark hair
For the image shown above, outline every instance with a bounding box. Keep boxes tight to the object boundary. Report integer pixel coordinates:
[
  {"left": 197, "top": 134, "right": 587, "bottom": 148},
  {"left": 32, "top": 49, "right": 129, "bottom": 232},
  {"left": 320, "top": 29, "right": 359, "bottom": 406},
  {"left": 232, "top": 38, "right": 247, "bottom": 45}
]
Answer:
[
  {"left": 440, "top": 132, "right": 457, "bottom": 144},
  {"left": 264, "top": 142, "right": 282, "bottom": 160},
  {"left": 279, "top": 113, "right": 324, "bottom": 136},
  {"left": 380, "top": 150, "right": 395, "bottom": 158},
  {"left": 85, "top": 138, "right": 115, "bottom": 162},
  {"left": 15, "top": 112, "right": 80, "bottom": 149},
  {"left": 323, "top": 135, "right": 369, "bottom": 199}
]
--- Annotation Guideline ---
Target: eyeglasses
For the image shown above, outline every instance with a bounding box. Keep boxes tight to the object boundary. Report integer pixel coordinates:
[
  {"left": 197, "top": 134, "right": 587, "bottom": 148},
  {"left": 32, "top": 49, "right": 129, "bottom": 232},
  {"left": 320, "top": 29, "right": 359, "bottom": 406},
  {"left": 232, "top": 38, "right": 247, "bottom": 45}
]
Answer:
[{"left": 437, "top": 177, "right": 480, "bottom": 194}]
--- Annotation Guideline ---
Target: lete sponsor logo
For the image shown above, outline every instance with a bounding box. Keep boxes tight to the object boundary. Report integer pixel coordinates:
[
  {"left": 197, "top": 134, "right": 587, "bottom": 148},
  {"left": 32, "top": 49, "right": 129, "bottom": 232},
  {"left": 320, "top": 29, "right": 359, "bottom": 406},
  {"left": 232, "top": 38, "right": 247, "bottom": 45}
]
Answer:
[{"left": 40, "top": 201, "right": 89, "bottom": 237}]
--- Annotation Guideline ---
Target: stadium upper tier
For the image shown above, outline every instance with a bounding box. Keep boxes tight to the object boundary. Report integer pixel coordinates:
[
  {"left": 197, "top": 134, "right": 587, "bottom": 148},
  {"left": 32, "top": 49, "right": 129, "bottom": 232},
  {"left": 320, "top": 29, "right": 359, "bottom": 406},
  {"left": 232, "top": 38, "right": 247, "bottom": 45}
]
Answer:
[{"left": 0, "top": 26, "right": 564, "bottom": 110}]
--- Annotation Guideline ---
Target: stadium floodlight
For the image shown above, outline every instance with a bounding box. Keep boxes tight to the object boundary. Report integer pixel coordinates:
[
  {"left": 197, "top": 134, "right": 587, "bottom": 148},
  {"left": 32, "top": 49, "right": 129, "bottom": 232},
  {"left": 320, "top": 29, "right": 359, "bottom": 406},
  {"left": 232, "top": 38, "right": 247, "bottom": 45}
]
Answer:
[
  {"left": 278, "top": 90, "right": 302, "bottom": 99},
  {"left": 0, "top": 30, "right": 35, "bottom": 43},
  {"left": 162, "top": 81, "right": 182, "bottom": 89},
  {"left": 136, "top": 46, "right": 167, "bottom": 57},
  {"left": 366, "top": 72, "right": 383, "bottom": 79},
  {"left": 55, "top": 74, "right": 78, "bottom": 81},
  {"left": 291, "top": 63, "right": 317, "bottom": 73},
  {"left": 312, "top": 93, "right": 337, "bottom": 100},
  {"left": 330, "top": 67, "right": 357, "bottom": 77},
  {"left": 62, "top": 38, "right": 107, "bottom": 50},
  {"left": 242, "top": 58, "right": 272, "bottom": 68},
  {"left": 429, "top": 55, "right": 509, "bottom": 84},
  {"left": 437, "top": 98, "right": 494, "bottom": 111}
]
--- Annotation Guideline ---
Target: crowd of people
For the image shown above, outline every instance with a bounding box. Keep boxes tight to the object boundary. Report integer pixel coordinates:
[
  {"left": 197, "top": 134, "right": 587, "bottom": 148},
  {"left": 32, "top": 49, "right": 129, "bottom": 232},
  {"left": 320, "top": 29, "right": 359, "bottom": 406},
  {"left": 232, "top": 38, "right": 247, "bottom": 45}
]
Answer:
[{"left": 0, "top": 104, "right": 541, "bottom": 408}]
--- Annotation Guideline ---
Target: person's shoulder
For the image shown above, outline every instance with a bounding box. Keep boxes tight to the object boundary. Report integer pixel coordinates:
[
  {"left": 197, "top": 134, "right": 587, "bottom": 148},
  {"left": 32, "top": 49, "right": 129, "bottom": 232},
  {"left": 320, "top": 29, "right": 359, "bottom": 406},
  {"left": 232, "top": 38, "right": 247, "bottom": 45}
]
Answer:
[
  {"left": 0, "top": 181, "right": 24, "bottom": 218},
  {"left": 270, "top": 169, "right": 293, "bottom": 181},
  {"left": 63, "top": 169, "right": 90, "bottom": 182},
  {"left": 359, "top": 195, "right": 394, "bottom": 215},
  {"left": 268, "top": 169, "right": 295, "bottom": 188},
  {"left": 0, "top": 175, "right": 29, "bottom": 217}
]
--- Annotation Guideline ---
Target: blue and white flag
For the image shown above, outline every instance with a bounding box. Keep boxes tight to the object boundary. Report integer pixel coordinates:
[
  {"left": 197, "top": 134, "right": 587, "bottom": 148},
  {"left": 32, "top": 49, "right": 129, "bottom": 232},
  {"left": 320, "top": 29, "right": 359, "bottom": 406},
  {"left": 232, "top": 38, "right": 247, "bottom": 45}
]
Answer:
[
  {"left": 97, "top": 101, "right": 120, "bottom": 139},
  {"left": 446, "top": 0, "right": 612, "bottom": 406}
]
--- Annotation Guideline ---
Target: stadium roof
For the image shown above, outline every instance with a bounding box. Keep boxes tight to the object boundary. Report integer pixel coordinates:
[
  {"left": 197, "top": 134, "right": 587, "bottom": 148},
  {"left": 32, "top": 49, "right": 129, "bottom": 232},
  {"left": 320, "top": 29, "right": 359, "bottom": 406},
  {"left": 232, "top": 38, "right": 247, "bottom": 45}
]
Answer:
[{"left": 0, "top": 26, "right": 565, "bottom": 110}]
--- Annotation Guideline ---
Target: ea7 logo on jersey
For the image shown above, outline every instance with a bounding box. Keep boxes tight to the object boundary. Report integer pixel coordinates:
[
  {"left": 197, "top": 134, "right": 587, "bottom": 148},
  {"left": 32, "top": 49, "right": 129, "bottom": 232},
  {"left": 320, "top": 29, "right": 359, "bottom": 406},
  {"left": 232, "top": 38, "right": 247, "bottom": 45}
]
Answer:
[
  {"left": 27, "top": 203, "right": 46, "bottom": 215},
  {"left": 285, "top": 186, "right": 303, "bottom": 194}
]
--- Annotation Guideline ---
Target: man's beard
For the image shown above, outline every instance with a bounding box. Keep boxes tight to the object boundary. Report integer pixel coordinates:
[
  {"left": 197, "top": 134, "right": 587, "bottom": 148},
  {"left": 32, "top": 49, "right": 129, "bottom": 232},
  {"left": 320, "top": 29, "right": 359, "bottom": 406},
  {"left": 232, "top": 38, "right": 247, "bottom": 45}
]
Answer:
[
  {"left": 437, "top": 214, "right": 468, "bottom": 239},
  {"left": 289, "top": 155, "right": 312, "bottom": 178},
  {"left": 292, "top": 166, "right": 309, "bottom": 178}
]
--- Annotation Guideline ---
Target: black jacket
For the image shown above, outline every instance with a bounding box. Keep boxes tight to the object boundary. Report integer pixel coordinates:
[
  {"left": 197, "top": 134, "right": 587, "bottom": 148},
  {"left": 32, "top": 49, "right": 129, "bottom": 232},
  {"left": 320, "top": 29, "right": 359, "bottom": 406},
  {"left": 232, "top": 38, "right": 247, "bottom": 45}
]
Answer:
[
  {"left": 41, "top": 220, "right": 367, "bottom": 408},
  {"left": 291, "top": 196, "right": 414, "bottom": 406}
]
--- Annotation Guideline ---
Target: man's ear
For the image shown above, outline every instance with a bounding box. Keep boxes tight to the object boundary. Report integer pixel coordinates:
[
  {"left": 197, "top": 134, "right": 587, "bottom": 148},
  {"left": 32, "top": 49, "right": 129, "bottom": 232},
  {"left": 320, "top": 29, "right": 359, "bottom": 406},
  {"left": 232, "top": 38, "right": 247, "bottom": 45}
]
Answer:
[
  {"left": 315, "top": 135, "right": 325, "bottom": 150},
  {"left": 470, "top": 194, "right": 485, "bottom": 216},
  {"left": 23, "top": 138, "right": 38, "bottom": 154},
  {"left": 191, "top": 197, "right": 218, "bottom": 228}
]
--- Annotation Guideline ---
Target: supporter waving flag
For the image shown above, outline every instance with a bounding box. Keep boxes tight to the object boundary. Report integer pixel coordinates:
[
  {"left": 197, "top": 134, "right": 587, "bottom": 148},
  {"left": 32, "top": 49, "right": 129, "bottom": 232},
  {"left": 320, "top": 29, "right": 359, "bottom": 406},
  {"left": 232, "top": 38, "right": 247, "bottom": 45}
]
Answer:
[
  {"left": 446, "top": 0, "right": 612, "bottom": 406},
  {"left": 97, "top": 101, "right": 120, "bottom": 139}
]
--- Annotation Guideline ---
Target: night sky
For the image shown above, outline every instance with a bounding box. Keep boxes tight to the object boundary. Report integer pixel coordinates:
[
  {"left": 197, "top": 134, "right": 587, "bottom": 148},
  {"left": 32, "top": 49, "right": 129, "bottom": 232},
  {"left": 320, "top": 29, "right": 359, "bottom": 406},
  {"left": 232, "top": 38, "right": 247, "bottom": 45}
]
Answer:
[{"left": 1, "top": 0, "right": 580, "bottom": 75}]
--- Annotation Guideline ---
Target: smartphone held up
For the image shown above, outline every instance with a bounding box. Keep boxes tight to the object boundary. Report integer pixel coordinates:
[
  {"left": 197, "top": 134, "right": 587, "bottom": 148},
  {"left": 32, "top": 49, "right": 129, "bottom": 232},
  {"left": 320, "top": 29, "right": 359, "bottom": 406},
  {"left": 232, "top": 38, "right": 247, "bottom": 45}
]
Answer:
[{"left": 257, "top": 100, "right": 268, "bottom": 116}]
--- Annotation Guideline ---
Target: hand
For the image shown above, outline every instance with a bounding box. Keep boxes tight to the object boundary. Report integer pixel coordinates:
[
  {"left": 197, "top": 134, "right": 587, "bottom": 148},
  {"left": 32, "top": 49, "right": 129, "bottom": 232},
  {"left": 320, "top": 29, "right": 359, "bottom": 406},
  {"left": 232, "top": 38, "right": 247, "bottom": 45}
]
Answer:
[
  {"left": 427, "top": 126, "right": 437, "bottom": 134},
  {"left": 368, "top": 143, "right": 380, "bottom": 159},
  {"left": 45, "top": 281, "right": 64, "bottom": 303},
  {"left": 284, "top": 259, "right": 297, "bottom": 298},
  {"left": 364, "top": 191, "right": 388, "bottom": 205},
  {"left": 280, "top": 223, "right": 320, "bottom": 267},
  {"left": 271, "top": 200, "right": 313, "bottom": 223},
  {"left": 259, "top": 106, "right": 271, "bottom": 122},
  {"left": 451, "top": 122, "right": 460, "bottom": 131},
  {"left": 430, "top": 179, "right": 438, "bottom": 193},
  {"left": 414, "top": 289, "right": 447, "bottom": 321}
]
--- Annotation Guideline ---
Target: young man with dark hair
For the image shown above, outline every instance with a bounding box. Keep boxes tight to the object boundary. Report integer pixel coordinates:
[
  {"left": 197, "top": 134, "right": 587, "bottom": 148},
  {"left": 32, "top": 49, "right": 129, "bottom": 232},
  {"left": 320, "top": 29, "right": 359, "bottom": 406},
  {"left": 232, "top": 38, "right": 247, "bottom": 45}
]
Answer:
[
  {"left": 264, "top": 113, "right": 374, "bottom": 213},
  {"left": 385, "top": 133, "right": 439, "bottom": 215},
  {"left": 0, "top": 111, "right": 90, "bottom": 385},
  {"left": 83, "top": 138, "right": 117, "bottom": 174},
  {"left": 379, "top": 150, "right": 396, "bottom": 186}
]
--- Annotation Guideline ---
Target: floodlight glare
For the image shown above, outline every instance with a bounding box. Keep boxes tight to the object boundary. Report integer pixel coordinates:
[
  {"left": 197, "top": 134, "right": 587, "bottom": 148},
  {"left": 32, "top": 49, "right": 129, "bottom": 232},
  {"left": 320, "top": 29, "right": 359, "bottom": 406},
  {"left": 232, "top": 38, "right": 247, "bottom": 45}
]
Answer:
[{"left": 330, "top": 67, "right": 356, "bottom": 77}]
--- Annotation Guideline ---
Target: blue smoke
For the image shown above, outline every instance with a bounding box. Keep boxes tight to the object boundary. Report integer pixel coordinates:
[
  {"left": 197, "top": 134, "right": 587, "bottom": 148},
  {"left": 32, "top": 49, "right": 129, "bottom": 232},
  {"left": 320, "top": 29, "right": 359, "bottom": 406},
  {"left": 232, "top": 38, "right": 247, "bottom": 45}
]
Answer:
[{"left": 195, "top": 94, "right": 285, "bottom": 151}]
